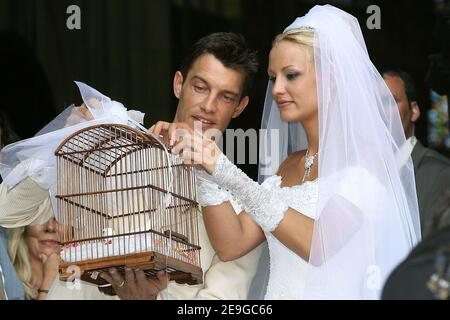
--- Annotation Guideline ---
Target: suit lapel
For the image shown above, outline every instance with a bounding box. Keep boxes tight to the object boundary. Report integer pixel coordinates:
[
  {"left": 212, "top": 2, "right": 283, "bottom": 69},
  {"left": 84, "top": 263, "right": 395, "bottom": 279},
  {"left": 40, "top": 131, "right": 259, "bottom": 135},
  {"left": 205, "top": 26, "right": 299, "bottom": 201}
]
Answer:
[{"left": 411, "top": 141, "right": 427, "bottom": 175}]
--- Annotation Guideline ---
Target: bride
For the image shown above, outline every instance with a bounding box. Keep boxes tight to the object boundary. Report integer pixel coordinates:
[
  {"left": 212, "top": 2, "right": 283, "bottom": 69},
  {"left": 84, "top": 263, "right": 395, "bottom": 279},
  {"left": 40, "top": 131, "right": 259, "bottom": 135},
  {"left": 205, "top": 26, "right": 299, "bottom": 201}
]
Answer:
[{"left": 152, "top": 5, "right": 421, "bottom": 299}]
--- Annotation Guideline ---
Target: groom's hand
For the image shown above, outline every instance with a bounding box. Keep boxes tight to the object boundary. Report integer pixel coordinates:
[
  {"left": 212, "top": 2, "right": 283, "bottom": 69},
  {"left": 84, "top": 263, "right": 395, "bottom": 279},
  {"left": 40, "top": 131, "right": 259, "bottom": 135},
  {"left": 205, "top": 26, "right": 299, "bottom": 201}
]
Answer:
[
  {"left": 150, "top": 121, "right": 221, "bottom": 174},
  {"left": 149, "top": 121, "right": 193, "bottom": 145},
  {"left": 100, "top": 268, "right": 169, "bottom": 300}
]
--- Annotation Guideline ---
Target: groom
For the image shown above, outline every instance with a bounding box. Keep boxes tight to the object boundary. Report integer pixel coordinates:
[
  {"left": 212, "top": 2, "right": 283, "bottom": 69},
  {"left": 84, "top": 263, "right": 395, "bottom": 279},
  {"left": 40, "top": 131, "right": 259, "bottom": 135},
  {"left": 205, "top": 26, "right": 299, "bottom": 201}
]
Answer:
[{"left": 101, "top": 32, "right": 263, "bottom": 299}]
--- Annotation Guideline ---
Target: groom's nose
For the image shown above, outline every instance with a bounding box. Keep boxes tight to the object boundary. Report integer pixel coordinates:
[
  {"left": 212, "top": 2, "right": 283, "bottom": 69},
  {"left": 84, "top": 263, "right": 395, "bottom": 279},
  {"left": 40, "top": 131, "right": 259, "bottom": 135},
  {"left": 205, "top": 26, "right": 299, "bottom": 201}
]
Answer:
[{"left": 200, "top": 95, "right": 218, "bottom": 113}]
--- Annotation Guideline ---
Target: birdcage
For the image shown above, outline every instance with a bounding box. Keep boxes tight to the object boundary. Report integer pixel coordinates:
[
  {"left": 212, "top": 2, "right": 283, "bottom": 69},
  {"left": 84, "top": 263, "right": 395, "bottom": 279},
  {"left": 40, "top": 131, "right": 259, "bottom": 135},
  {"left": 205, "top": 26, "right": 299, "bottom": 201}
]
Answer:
[{"left": 54, "top": 124, "right": 202, "bottom": 291}]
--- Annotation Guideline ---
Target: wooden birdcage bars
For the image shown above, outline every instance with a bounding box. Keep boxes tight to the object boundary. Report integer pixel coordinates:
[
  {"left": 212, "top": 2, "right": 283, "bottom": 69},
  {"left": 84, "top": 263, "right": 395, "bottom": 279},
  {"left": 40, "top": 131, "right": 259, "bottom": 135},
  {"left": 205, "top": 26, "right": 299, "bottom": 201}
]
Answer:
[{"left": 54, "top": 124, "right": 202, "bottom": 292}]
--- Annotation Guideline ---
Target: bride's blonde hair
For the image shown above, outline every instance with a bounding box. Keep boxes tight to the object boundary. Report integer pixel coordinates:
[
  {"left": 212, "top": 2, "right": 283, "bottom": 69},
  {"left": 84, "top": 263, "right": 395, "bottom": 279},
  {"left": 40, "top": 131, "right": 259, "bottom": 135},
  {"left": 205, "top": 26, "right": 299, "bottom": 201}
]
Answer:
[
  {"left": 7, "top": 227, "right": 36, "bottom": 299},
  {"left": 273, "top": 28, "right": 315, "bottom": 66}
]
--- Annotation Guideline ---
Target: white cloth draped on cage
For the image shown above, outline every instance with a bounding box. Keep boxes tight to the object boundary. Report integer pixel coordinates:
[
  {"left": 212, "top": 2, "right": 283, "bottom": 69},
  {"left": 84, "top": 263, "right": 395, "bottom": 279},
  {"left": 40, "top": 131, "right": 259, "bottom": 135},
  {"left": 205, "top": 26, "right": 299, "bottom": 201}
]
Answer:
[{"left": 0, "top": 82, "right": 203, "bottom": 289}]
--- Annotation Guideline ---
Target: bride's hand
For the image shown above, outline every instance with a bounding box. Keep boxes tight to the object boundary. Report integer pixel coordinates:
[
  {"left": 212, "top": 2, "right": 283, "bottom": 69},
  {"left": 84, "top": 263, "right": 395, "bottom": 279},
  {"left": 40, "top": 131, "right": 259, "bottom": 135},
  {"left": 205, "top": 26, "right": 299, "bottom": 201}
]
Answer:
[{"left": 149, "top": 121, "right": 221, "bottom": 174}]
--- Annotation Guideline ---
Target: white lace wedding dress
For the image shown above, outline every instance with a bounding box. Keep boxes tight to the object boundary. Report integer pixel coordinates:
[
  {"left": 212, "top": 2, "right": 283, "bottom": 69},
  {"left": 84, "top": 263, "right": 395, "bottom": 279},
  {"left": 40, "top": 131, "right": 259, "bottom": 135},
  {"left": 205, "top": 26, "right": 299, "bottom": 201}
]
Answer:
[
  {"left": 260, "top": 175, "right": 319, "bottom": 300},
  {"left": 199, "top": 151, "right": 391, "bottom": 299}
]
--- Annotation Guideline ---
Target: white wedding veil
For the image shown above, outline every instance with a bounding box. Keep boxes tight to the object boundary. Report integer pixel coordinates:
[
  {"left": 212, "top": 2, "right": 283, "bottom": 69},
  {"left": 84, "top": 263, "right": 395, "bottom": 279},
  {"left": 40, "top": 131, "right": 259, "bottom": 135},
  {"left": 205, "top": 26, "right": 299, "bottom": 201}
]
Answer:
[
  {"left": 253, "top": 5, "right": 421, "bottom": 299},
  {"left": 0, "top": 81, "right": 146, "bottom": 227}
]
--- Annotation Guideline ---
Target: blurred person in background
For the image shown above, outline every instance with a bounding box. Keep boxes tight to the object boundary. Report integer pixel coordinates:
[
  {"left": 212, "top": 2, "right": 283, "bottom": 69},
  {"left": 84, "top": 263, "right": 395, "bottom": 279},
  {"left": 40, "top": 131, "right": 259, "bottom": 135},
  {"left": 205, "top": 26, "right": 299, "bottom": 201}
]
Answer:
[{"left": 383, "top": 69, "right": 450, "bottom": 238}]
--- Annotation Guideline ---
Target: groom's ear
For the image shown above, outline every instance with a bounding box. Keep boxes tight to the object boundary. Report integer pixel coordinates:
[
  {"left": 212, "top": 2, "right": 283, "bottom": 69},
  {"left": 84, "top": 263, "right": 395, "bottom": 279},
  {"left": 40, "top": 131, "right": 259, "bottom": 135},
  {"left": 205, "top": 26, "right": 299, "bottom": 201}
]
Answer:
[
  {"left": 232, "top": 95, "right": 249, "bottom": 119},
  {"left": 173, "top": 71, "right": 184, "bottom": 99}
]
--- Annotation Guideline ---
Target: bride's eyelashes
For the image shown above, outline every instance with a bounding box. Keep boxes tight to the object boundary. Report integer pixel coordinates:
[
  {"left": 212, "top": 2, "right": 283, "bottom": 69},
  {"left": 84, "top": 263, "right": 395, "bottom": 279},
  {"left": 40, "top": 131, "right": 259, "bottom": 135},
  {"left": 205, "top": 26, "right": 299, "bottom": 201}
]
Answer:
[
  {"left": 286, "top": 71, "right": 301, "bottom": 81},
  {"left": 268, "top": 71, "right": 301, "bottom": 83}
]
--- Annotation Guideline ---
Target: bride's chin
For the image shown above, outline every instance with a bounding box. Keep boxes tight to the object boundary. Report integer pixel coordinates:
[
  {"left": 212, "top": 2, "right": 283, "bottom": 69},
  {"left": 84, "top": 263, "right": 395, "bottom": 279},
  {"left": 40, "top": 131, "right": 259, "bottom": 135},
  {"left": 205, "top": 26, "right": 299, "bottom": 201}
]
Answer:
[{"left": 279, "top": 111, "right": 301, "bottom": 123}]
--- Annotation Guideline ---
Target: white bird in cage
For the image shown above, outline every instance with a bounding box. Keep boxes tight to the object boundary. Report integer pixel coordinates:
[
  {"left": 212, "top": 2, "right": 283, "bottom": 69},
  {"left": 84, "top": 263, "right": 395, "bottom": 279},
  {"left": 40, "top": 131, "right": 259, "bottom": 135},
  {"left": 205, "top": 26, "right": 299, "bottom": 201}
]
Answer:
[{"left": 102, "top": 228, "right": 115, "bottom": 245}]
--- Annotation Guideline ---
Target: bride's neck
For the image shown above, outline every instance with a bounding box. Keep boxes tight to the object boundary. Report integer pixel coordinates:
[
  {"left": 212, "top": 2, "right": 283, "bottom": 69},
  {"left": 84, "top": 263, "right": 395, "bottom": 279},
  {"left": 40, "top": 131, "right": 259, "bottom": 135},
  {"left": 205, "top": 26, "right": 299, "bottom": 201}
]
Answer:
[{"left": 301, "top": 116, "right": 319, "bottom": 155}]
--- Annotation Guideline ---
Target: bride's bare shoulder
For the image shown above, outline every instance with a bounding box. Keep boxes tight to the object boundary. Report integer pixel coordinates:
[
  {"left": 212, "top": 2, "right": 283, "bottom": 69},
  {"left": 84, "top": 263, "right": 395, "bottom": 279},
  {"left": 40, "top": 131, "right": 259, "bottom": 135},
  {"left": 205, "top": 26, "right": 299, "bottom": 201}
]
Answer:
[{"left": 276, "top": 150, "right": 307, "bottom": 176}]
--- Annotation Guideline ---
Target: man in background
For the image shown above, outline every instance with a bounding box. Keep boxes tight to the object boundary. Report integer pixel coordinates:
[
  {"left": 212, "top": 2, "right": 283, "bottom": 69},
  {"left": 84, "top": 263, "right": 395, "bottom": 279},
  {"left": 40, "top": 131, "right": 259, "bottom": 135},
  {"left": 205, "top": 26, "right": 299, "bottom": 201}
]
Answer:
[{"left": 383, "top": 69, "right": 450, "bottom": 237}]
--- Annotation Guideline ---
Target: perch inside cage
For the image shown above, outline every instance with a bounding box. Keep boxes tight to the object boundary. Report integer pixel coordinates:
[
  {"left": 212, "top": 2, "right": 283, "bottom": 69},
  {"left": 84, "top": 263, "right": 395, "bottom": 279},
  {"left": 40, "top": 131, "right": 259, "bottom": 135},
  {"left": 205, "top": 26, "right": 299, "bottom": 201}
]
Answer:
[{"left": 54, "top": 124, "right": 202, "bottom": 291}]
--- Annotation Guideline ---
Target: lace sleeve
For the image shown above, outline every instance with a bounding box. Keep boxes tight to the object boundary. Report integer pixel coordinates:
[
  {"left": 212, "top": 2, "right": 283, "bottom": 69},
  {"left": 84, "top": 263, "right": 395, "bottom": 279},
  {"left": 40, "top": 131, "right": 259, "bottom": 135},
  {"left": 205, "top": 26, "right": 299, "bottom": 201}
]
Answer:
[
  {"left": 195, "top": 168, "right": 231, "bottom": 207},
  {"left": 211, "top": 154, "right": 289, "bottom": 232}
]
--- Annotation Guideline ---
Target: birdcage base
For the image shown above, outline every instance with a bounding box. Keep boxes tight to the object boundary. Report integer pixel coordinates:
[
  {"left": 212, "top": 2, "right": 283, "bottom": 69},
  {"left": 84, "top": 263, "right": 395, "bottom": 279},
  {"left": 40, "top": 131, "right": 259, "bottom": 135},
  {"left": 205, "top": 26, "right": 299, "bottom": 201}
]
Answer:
[{"left": 59, "top": 251, "right": 202, "bottom": 295}]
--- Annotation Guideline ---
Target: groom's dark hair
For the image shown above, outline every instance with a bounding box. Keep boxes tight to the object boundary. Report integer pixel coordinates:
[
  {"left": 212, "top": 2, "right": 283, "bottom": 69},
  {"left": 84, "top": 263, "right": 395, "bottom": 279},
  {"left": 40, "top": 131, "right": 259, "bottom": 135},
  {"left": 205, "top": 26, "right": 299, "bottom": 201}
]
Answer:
[{"left": 180, "top": 32, "right": 259, "bottom": 100}]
